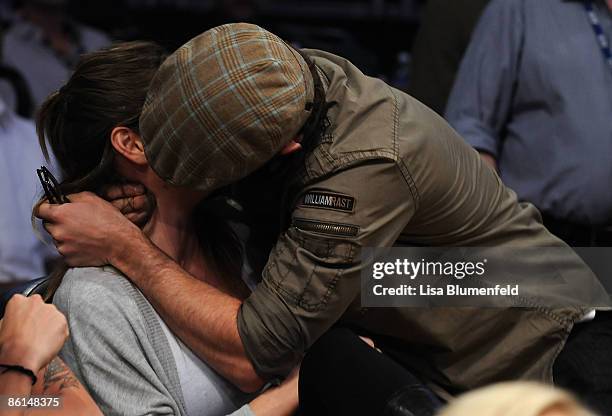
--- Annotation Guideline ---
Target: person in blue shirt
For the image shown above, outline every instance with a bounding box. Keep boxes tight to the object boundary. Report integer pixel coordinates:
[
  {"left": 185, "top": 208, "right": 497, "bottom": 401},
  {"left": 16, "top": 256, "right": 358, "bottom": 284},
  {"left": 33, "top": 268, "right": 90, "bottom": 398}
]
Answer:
[{"left": 446, "top": 0, "right": 612, "bottom": 246}]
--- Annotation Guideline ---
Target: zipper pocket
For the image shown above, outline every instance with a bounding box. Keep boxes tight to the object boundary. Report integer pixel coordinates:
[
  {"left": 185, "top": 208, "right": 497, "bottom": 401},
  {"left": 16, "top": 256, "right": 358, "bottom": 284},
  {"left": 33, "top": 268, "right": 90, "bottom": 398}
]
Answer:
[{"left": 293, "top": 218, "right": 359, "bottom": 237}]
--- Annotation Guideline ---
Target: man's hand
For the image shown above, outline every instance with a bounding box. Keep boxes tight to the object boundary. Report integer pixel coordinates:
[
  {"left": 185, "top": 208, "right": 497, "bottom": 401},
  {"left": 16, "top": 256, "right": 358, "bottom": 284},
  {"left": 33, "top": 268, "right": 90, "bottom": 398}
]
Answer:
[
  {"left": 102, "top": 183, "right": 149, "bottom": 226},
  {"left": 36, "top": 192, "right": 143, "bottom": 267},
  {"left": 0, "top": 295, "right": 68, "bottom": 374}
]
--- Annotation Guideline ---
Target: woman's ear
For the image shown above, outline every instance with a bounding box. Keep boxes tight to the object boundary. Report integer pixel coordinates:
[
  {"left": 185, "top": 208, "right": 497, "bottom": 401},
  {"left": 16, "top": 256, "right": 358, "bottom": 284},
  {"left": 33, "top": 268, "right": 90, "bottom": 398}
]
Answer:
[{"left": 110, "top": 127, "right": 147, "bottom": 165}]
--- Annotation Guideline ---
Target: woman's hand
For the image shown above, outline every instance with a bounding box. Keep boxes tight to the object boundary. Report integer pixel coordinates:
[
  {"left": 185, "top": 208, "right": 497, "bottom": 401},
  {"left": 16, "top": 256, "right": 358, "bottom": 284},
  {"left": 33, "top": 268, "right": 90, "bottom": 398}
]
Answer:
[
  {"left": 0, "top": 295, "right": 68, "bottom": 374},
  {"left": 248, "top": 365, "right": 300, "bottom": 416},
  {"left": 359, "top": 336, "right": 382, "bottom": 353}
]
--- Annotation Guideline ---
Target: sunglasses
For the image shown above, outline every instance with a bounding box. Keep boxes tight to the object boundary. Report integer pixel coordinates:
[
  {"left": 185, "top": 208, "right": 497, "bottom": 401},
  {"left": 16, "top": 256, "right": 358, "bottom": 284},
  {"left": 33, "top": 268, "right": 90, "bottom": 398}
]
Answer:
[{"left": 37, "top": 166, "right": 70, "bottom": 204}]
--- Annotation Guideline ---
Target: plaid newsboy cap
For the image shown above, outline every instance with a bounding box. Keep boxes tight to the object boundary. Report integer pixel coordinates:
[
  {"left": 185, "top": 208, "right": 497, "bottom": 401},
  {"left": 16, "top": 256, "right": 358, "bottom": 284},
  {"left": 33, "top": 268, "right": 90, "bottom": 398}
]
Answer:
[{"left": 140, "top": 23, "right": 315, "bottom": 193}]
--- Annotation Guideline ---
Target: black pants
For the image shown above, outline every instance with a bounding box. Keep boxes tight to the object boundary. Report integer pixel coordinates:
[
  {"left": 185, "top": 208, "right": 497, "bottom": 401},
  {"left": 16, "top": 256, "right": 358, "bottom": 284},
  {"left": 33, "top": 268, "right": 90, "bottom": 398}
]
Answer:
[
  {"left": 299, "top": 328, "right": 442, "bottom": 416},
  {"left": 553, "top": 311, "right": 612, "bottom": 415},
  {"left": 300, "top": 317, "right": 612, "bottom": 416}
]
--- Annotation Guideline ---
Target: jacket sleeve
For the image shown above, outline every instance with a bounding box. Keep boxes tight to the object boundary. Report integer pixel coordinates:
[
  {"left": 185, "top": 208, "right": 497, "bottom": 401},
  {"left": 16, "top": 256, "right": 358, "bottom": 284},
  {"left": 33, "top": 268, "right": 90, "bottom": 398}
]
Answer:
[
  {"left": 444, "top": 0, "right": 525, "bottom": 157},
  {"left": 54, "top": 269, "right": 183, "bottom": 416},
  {"left": 237, "top": 160, "right": 415, "bottom": 378}
]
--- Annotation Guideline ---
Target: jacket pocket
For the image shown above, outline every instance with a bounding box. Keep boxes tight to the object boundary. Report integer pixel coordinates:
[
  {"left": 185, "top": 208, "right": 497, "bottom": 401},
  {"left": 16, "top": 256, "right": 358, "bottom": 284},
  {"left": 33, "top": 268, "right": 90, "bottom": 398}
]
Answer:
[{"left": 264, "top": 225, "right": 359, "bottom": 312}]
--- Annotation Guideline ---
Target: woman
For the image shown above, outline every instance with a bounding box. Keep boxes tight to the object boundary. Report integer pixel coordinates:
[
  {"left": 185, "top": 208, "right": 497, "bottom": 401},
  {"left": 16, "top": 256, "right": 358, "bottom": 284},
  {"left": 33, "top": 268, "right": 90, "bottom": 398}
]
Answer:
[
  {"left": 438, "top": 382, "right": 596, "bottom": 416},
  {"left": 36, "top": 41, "right": 298, "bottom": 416}
]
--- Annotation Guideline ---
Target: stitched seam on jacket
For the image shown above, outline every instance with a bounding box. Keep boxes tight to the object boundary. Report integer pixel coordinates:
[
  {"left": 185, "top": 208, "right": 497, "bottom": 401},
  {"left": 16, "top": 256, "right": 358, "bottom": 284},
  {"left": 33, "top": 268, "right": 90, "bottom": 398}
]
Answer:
[
  {"left": 390, "top": 87, "right": 420, "bottom": 206},
  {"left": 266, "top": 241, "right": 292, "bottom": 285}
]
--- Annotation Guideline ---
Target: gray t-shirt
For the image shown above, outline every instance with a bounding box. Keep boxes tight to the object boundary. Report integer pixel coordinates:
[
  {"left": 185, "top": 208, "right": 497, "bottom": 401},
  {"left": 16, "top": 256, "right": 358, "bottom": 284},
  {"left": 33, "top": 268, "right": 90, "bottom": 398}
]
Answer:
[
  {"left": 158, "top": 315, "right": 252, "bottom": 414},
  {"left": 54, "top": 266, "right": 255, "bottom": 416}
]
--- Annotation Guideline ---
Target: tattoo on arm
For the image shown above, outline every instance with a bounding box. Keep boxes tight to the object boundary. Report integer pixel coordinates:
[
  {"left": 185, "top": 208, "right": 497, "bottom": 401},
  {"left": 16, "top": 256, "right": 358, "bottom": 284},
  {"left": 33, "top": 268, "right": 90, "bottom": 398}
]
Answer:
[{"left": 43, "top": 357, "right": 80, "bottom": 392}]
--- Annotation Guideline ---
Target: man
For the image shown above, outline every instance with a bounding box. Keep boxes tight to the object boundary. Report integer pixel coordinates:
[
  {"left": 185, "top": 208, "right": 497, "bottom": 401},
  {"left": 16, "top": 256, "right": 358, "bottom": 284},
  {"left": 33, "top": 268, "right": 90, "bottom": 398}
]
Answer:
[
  {"left": 446, "top": 0, "right": 612, "bottom": 246},
  {"left": 37, "top": 24, "right": 611, "bottom": 411}
]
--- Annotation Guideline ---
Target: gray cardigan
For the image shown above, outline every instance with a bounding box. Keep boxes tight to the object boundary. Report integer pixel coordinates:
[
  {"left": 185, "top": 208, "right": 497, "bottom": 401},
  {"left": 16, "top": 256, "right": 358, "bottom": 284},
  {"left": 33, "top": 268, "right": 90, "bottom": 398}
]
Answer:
[{"left": 54, "top": 266, "right": 255, "bottom": 416}]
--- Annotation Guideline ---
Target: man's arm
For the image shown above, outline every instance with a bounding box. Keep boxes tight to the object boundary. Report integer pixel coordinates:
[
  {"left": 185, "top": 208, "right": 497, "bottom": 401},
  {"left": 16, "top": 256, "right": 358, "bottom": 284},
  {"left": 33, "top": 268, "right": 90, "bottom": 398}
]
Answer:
[
  {"left": 113, "top": 234, "right": 265, "bottom": 392},
  {"left": 237, "top": 161, "right": 415, "bottom": 378},
  {"left": 37, "top": 193, "right": 264, "bottom": 392},
  {"left": 116, "top": 161, "right": 413, "bottom": 384},
  {"left": 37, "top": 161, "right": 414, "bottom": 390}
]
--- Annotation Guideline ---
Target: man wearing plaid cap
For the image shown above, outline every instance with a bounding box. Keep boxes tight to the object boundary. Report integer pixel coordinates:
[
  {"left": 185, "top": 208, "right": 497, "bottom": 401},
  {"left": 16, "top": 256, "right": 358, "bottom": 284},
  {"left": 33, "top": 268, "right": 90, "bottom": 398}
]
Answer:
[{"left": 37, "top": 23, "right": 610, "bottom": 410}]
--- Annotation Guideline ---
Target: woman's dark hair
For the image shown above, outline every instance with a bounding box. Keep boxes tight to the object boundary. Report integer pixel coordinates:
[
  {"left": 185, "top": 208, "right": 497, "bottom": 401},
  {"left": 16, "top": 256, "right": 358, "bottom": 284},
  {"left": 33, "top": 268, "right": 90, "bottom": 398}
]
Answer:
[
  {"left": 36, "top": 41, "right": 246, "bottom": 300},
  {"left": 38, "top": 41, "right": 165, "bottom": 192}
]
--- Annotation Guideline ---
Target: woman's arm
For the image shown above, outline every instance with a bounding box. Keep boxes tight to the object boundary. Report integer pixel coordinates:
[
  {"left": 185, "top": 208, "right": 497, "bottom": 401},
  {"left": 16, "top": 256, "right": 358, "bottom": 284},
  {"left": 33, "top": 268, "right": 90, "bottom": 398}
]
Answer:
[
  {"left": 0, "top": 295, "right": 101, "bottom": 416},
  {"left": 0, "top": 371, "right": 32, "bottom": 416},
  {"left": 0, "top": 359, "right": 101, "bottom": 416},
  {"left": 26, "top": 357, "right": 102, "bottom": 415},
  {"left": 245, "top": 366, "right": 299, "bottom": 416}
]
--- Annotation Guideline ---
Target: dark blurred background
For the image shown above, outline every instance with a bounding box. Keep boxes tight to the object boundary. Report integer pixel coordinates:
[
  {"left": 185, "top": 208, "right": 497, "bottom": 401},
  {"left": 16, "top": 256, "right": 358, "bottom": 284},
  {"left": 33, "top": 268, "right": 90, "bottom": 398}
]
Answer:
[{"left": 26, "top": 0, "right": 424, "bottom": 80}]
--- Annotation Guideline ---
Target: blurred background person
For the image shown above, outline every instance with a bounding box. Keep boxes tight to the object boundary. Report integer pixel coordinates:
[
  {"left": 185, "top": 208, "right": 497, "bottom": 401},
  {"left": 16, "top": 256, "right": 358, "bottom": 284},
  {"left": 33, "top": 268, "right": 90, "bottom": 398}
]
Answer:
[
  {"left": 445, "top": 0, "right": 612, "bottom": 246},
  {"left": 1, "top": 0, "right": 111, "bottom": 109},
  {"left": 0, "top": 95, "right": 57, "bottom": 294},
  {"left": 408, "top": 0, "right": 490, "bottom": 115},
  {"left": 438, "top": 382, "right": 596, "bottom": 416},
  {"left": 0, "top": 0, "right": 110, "bottom": 294}
]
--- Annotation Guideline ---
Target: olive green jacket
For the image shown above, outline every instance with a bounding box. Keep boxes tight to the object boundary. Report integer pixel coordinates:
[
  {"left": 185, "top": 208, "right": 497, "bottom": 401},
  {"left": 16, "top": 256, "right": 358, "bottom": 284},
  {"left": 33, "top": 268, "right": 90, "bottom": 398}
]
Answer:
[{"left": 237, "top": 49, "right": 597, "bottom": 393}]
